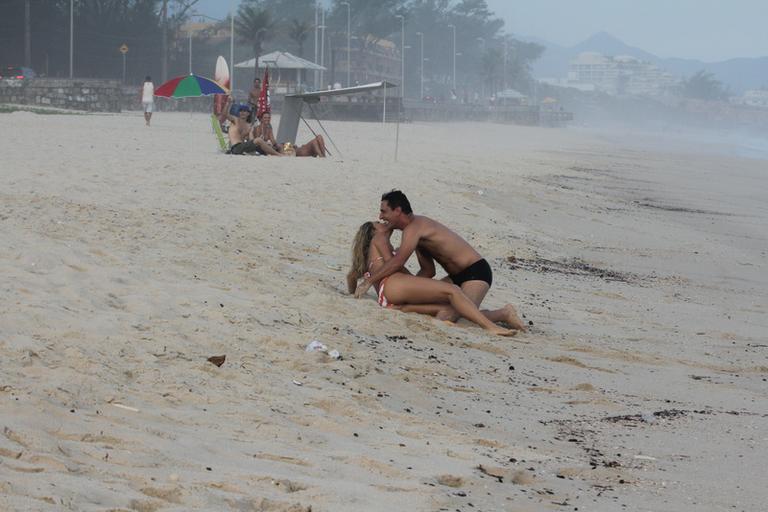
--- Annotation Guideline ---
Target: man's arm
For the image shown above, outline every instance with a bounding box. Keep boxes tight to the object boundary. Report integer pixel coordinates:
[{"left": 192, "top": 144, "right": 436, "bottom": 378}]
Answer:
[
  {"left": 223, "top": 96, "right": 239, "bottom": 124},
  {"left": 354, "top": 224, "right": 420, "bottom": 298},
  {"left": 415, "top": 248, "right": 436, "bottom": 278}
]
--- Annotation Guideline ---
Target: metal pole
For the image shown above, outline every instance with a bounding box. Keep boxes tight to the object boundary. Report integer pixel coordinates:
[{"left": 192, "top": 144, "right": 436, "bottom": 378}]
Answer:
[
  {"left": 314, "top": 2, "right": 319, "bottom": 89},
  {"left": 416, "top": 32, "right": 423, "bottom": 101},
  {"left": 344, "top": 2, "right": 351, "bottom": 87},
  {"left": 122, "top": 53, "right": 126, "bottom": 83},
  {"left": 319, "top": 8, "right": 325, "bottom": 88},
  {"left": 188, "top": 28, "right": 192, "bottom": 74},
  {"left": 397, "top": 15, "right": 404, "bottom": 99},
  {"left": 447, "top": 24, "right": 455, "bottom": 92},
  {"left": 24, "top": 0, "right": 31, "bottom": 68},
  {"left": 69, "top": 0, "right": 73, "bottom": 78},
  {"left": 452, "top": 25, "right": 456, "bottom": 92},
  {"left": 502, "top": 38, "right": 507, "bottom": 91},
  {"left": 230, "top": 0, "right": 235, "bottom": 92},
  {"left": 477, "top": 37, "right": 485, "bottom": 101},
  {"left": 382, "top": 83, "right": 386, "bottom": 124}
]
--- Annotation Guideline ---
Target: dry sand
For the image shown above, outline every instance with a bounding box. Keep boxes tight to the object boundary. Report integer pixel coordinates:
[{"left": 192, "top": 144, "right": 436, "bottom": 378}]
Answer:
[{"left": 0, "top": 110, "right": 766, "bottom": 511}]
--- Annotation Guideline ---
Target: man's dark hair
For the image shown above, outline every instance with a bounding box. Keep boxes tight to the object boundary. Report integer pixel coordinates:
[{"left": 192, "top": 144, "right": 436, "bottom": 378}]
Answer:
[
  {"left": 145, "top": 76, "right": 151, "bottom": 82},
  {"left": 381, "top": 190, "right": 412, "bottom": 214}
]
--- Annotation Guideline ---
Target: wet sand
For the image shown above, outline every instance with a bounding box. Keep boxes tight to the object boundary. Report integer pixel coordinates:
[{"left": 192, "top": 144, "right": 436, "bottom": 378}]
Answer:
[{"left": 0, "top": 110, "right": 766, "bottom": 511}]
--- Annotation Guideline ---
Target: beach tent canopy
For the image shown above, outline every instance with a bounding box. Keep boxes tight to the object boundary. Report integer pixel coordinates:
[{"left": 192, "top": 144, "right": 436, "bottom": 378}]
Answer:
[
  {"left": 277, "top": 81, "right": 398, "bottom": 149},
  {"left": 234, "top": 51, "right": 326, "bottom": 71}
]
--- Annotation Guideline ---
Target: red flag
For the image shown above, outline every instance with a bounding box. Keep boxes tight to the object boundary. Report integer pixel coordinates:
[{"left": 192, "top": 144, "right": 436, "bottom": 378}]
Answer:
[{"left": 256, "top": 67, "right": 271, "bottom": 119}]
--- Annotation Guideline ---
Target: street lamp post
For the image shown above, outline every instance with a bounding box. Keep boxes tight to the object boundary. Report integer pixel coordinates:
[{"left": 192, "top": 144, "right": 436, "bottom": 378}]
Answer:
[
  {"left": 447, "top": 24, "right": 456, "bottom": 92},
  {"left": 502, "top": 38, "right": 507, "bottom": 91},
  {"left": 416, "top": 31, "right": 424, "bottom": 101},
  {"left": 477, "top": 37, "right": 485, "bottom": 101},
  {"left": 341, "top": 2, "right": 351, "bottom": 87},
  {"left": 396, "top": 14, "right": 405, "bottom": 99},
  {"left": 188, "top": 25, "right": 193, "bottom": 74},
  {"left": 230, "top": 0, "right": 235, "bottom": 92},
  {"left": 314, "top": 2, "right": 319, "bottom": 89},
  {"left": 69, "top": 0, "right": 74, "bottom": 78},
  {"left": 319, "top": 7, "right": 326, "bottom": 88}
]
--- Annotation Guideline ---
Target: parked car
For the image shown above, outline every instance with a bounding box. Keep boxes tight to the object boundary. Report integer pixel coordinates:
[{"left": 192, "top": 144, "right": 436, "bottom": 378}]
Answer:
[{"left": 0, "top": 66, "right": 37, "bottom": 80}]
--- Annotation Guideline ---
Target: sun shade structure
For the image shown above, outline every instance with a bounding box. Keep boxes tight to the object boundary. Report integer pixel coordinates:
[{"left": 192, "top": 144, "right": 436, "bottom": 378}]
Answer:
[
  {"left": 277, "top": 81, "right": 398, "bottom": 160},
  {"left": 154, "top": 74, "right": 229, "bottom": 98},
  {"left": 234, "top": 51, "right": 326, "bottom": 71}
]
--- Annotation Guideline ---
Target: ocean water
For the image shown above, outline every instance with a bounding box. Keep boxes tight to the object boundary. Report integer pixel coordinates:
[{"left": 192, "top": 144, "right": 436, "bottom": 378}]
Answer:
[{"left": 575, "top": 123, "right": 768, "bottom": 162}]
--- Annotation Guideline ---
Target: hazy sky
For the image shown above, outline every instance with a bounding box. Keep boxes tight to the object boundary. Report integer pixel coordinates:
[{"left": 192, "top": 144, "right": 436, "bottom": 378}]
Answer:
[{"left": 196, "top": 0, "right": 768, "bottom": 62}]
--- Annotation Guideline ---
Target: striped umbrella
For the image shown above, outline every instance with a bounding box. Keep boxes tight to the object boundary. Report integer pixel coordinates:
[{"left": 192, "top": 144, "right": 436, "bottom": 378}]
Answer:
[{"left": 154, "top": 74, "right": 229, "bottom": 98}]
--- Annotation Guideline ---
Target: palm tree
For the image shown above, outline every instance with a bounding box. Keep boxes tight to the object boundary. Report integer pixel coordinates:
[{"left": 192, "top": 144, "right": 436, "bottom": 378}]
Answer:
[
  {"left": 288, "top": 19, "right": 311, "bottom": 58},
  {"left": 235, "top": 4, "right": 275, "bottom": 77}
]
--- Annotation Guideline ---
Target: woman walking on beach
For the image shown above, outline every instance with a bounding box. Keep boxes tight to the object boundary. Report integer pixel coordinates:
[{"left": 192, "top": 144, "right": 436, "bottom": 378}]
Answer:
[
  {"left": 141, "top": 76, "right": 154, "bottom": 126},
  {"left": 347, "top": 222, "right": 517, "bottom": 336}
]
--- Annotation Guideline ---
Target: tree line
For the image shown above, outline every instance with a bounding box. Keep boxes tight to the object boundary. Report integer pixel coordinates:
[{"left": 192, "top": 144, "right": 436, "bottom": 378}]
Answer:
[{"left": 0, "top": 0, "right": 546, "bottom": 98}]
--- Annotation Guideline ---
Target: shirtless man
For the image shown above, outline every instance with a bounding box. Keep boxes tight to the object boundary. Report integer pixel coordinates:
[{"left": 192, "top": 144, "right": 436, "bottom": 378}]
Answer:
[
  {"left": 354, "top": 190, "right": 526, "bottom": 331},
  {"left": 253, "top": 112, "right": 327, "bottom": 157},
  {"left": 225, "top": 102, "right": 281, "bottom": 156},
  {"left": 248, "top": 77, "right": 262, "bottom": 110}
]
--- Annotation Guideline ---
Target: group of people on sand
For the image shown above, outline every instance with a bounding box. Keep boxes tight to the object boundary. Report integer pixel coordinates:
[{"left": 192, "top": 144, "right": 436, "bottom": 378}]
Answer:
[
  {"left": 348, "top": 190, "right": 528, "bottom": 336},
  {"left": 223, "top": 78, "right": 327, "bottom": 157},
  {"left": 224, "top": 100, "right": 327, "bottom": 157}
]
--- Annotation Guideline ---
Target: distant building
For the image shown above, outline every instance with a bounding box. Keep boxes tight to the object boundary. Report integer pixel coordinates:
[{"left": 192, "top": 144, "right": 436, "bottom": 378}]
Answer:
[
  {"left": 566, "top": 52, "right": 679, "bottom": 97},
  {"left": 333, "top": 35, "right": 400, "bottom": 86},
  {"left": 740, "top": 89, "right": 768, "bottom": 108}
]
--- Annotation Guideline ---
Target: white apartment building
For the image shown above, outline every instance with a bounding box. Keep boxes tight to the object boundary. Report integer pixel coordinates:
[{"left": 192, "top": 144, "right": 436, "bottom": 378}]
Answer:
[
  {"left": 740, "top": 89, "right": 768, "bottom": 108},
  {"left": 567, "top": 52, "right": 679, "bottom": 97}
]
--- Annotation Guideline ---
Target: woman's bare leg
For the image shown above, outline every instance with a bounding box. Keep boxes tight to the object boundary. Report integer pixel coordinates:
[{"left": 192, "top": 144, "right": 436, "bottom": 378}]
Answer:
[
  {"left": 315, "top": 135, "right": 327, "bottom": 156},
  {"left": 398, "top": 303, "right": 453, "bottom": 318},
  {"left": 254, "top": 138, "right": 283, "bottom": 156},
  {"left": 384, "top": 275, "right": 516, "bottom": 336},
  {"left": 438, "top": 304, "right": 527, "bottom": 331}
]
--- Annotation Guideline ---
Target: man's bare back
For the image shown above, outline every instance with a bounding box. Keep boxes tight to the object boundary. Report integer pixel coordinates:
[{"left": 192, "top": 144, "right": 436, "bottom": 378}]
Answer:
[{"left": 407, "top": 215, "right": 482, "bottom": 276}]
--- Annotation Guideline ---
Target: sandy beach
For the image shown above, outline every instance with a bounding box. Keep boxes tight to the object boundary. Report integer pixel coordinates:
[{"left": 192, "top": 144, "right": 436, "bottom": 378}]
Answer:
[{"left": 1, "top": 110, "right": 766, "bottom": 511}]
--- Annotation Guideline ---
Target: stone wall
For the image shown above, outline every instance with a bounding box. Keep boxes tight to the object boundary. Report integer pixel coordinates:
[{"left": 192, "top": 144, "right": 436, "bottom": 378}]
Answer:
[
  {"left": 120, "top": 85, "right": 220, "bottom": 113},
  {"left": 0, "top": 78, "right": 122, "bottom": 112}
]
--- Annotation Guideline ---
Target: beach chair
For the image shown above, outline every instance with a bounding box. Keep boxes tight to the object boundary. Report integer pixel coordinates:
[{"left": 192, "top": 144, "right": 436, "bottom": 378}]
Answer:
[{"left": 211, "top": 114, "right": 229, "bottom": 153}]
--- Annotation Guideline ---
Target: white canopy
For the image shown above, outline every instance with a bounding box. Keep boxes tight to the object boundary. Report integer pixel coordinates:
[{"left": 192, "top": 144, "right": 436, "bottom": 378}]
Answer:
[
  {"left": 234, "top": 51, "right": 326, "bottom": 71},
  {"left": 497, "top": 88, "right": 527, "bottom": 99}
]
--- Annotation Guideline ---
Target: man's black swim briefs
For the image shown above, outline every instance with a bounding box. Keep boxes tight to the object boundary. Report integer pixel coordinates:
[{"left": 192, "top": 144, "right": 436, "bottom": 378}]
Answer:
[{"left": 449, "top": 258, "right": 493, "bottom": 287}]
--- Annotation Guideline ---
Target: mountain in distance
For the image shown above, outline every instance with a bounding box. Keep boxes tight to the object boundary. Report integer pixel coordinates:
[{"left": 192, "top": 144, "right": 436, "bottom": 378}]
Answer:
[{"left": 526, "top": 31, "right": 768, "bottom": 94}]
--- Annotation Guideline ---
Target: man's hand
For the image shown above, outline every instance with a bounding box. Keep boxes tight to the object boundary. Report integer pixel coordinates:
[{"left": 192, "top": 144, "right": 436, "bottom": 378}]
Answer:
[{"left": 354, "top": 278, "right": 373, "bottom": 299}]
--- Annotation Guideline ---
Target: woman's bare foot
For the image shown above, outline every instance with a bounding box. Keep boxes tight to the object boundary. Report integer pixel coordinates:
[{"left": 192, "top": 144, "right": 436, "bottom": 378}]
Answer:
[
  {"left": 488, "top": 326, "right": 518, "bottom": 337},
  {"left": 502, "top": 304, "right": 527, "bottom": 331}
]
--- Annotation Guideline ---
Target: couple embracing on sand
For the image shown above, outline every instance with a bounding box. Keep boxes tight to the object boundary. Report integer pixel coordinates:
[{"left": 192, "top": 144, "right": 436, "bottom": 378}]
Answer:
[{"left": 347, "top": 190, "right": 527, "bottom": 336}]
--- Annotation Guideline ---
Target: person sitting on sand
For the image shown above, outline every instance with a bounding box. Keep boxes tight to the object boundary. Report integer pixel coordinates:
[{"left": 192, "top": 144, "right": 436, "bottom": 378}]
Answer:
[
  {"left": 225, "top": 103, "right": 281, "bottom": 156},
  {"left": 354, "top": 190, "right": 526, "bottom": 331},
  {"left": 347, "top": 221, "right": 517, "bottom": 336},
  {"left": 253, "top": 112, "right": 328, "bottom": 158}
]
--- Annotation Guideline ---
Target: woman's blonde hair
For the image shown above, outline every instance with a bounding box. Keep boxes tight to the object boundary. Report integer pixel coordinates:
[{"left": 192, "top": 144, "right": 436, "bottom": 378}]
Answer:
[{"left": 350, "top": 221, "right": 375, "bottom": 279}]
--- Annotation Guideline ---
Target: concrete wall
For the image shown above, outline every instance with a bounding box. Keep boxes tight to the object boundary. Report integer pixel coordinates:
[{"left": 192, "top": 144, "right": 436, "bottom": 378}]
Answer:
[{"left": 0, "top": 78, "right": 122, "bottom": 112}]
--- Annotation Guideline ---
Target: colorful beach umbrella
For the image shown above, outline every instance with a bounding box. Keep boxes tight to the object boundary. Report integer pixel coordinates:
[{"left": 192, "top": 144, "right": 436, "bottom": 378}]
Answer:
[{"left": 154, "top": 74, "right": 229, "bottom": 98}]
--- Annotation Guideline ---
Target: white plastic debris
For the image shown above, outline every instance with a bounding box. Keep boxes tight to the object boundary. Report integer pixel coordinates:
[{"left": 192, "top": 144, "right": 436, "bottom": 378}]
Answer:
[
  {"left": 328, "top": 349, "right": 341, "bottom": 360},
  {"left": 305, "top": 340, "right": 328, "bottom": 353}
]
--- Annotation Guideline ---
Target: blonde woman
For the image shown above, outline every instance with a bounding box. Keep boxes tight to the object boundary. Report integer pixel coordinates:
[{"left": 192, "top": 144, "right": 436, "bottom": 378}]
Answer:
[{"left": 347, "top": 222, "right": 516, "bottom": 336}]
